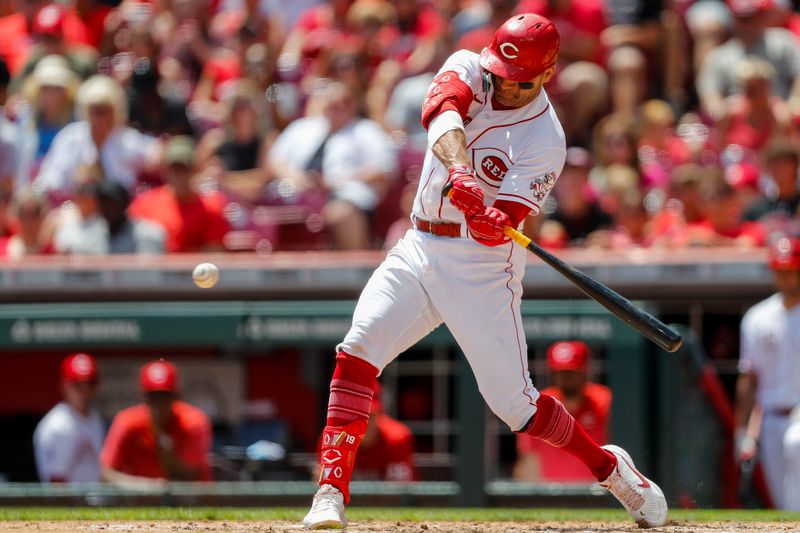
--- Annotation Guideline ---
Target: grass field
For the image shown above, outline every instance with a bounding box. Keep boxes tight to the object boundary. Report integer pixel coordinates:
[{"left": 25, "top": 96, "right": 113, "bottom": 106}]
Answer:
[
  {"left": 1, "top": 507, "right": 800, "bottom": 532},
  {"left": 0, "top": 507, "right": 799, "bottom": 522}
]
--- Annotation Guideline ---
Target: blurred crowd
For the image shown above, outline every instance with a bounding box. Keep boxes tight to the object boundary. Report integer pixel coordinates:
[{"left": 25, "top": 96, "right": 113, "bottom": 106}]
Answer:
[{"left": 0, "top": 0, "right": 800, "bottom": 254}]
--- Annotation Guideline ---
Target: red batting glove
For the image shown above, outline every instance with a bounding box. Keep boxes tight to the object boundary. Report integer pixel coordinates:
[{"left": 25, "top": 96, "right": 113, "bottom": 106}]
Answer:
[
  {"left": 466, "top": 206, "right": 511, "bottom": 246},
  {"left": 448, "top": 165, "right": 484, "bottom": 216}
]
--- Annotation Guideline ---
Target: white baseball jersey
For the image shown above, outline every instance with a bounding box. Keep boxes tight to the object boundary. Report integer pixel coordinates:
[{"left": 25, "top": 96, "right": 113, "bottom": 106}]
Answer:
[
  {"left": 33, "top": 402, "right": 104, "bottom": 483},
  {"left": 338, "top": 50, "right": 566, "bottom": 432},
  {"left": 739, "top": 294, "right": 800, "bottom": 410},
  {"left": 739, "top": 293, "right": 800, "bottom": 509},
  {"left": 413, "top": 50, "right": 566, "bottom": 230}
]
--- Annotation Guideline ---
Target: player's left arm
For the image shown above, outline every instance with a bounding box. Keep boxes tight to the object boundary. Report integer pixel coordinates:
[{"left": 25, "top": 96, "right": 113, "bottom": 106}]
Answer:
[{"left": 421, "top": 53, "right": 485, "bottom": 216}]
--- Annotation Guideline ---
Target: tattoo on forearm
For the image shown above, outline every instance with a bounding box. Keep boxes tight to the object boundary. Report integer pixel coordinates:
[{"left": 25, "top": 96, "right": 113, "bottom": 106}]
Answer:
[{"left": 433, "top": 129, "right": 470, "bottom": 168}]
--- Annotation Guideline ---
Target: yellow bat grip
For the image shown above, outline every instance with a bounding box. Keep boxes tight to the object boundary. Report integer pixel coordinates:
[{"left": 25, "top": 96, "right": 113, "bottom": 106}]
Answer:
[{"left": 503, "top": 226, "right": 531, "bottom": 248}]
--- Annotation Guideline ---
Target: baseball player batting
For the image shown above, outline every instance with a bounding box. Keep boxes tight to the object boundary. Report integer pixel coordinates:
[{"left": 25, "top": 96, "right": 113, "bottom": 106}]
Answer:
[{"left": 303, "top": 13, "right": 668, "bottom": 530}]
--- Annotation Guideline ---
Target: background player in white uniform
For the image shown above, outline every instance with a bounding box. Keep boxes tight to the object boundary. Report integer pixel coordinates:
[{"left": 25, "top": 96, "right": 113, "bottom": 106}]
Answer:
[
  {"left": 303, "top": 13, "right": 667, "bottom": 530},
  {"left": 33, "top": 353, "right": 104, "bottom": 483},
  {"left": 736, "top": 237, "right": 800, "bottom": 510}
]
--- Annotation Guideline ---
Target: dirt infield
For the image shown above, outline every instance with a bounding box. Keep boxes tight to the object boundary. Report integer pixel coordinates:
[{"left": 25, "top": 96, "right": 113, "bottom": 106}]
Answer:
[{"left": 1, "top": 521, "right": 798, "bottom": 533}]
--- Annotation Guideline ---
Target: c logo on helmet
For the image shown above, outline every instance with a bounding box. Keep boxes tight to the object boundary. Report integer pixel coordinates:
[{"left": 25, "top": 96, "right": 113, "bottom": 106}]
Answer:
[{"left": 499, "top": 42, "right": 519, "bottom": 60}]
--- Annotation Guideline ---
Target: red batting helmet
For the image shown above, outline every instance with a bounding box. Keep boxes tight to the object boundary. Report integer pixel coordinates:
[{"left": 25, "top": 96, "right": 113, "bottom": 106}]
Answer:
[
  {"left": 769, "top": 237, "right": 800, "bottom": 270},
  {"left": 479, "top": 13, "right": 560, "bottom": 82}
]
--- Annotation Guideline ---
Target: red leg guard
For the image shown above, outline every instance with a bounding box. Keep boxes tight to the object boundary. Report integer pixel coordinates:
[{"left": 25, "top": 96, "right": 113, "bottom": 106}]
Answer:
[
  {"left": 318, "top": 419, "right": 368, "bottom": 504},
  {"left": 317, "top": 352, "right": 378, "bottom": 503},
  {"left": 522, "top": 394, "right": 617, "bottom": 480}
]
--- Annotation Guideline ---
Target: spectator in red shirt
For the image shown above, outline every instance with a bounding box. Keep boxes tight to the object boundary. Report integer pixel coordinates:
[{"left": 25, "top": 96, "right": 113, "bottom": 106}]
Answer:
[
  {"left": 130, "top": 136, "right": 230, "bottom": 253},
  {"left": 514, "top": 341, "right": 612, "bottom": 482},
  {"left": 100, "top": 359, "right": 212, "bottom": 489},
  {"left": 649, "top": 164, "right": 710, "bottom": 249},
  {"left": 692, "top": 170, "right": 767, "bottom": 247},
  {"left": 717, "top": 56, "right": 792, "bottom": 155},
  {"left": 12, "top": 4, "right": 99, "bottom": 85},
  {"left": 0, "top": 0, "right": 100, "bottom": 74}
]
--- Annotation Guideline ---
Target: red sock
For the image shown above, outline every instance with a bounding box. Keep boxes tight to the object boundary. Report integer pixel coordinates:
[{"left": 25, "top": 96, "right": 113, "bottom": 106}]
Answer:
[
  {"left": 522, "top": 394, "right": 617, "bottom": 480},
  {"left": 318, "top": 351, "right": 378, "bottom": 503}
]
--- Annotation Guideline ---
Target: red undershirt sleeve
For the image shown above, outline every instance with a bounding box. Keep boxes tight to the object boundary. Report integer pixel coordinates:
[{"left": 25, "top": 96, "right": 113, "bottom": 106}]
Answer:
[{"left": 494, "top": 199, "right": 531, "bottom": 228}]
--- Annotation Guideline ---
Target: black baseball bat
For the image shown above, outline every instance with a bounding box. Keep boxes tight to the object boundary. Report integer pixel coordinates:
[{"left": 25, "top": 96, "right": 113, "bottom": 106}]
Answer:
[{"left": 442, "top": 182, "right": 683, "bottom": 352}]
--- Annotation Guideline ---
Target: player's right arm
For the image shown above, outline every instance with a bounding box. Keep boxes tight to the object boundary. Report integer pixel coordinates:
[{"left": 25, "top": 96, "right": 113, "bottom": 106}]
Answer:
[
  {"left": 33, "top": 420, "right": 73, "bottom": 482},
  {"left": 734, "top": 372, "right": 759, "bottom": 462},
  {"left": 734, "top": 312, "right": 760, "bottom": 461}
]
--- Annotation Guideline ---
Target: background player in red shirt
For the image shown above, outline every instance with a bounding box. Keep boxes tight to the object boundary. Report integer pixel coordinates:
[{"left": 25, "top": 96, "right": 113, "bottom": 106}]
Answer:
[
  {"left": 514, "top": 341, "right": 612, "bottom": 482},
  {"left": 100, "top": 359, "right": 212, "bottom": 489}
]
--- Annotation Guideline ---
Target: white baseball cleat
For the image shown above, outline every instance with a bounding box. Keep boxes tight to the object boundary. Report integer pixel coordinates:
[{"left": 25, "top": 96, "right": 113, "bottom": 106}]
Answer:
[
  {"left": 600, "top": 444, "right": 668, "bottom": 528},
  {"left": 303, "top": 484, "right": 346, "bottom": 530}
]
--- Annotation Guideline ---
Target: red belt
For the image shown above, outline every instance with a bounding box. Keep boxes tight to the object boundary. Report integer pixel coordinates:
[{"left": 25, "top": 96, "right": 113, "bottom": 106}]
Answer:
[{"left": 413, "top": 215, "right": 462, "bottom": 238}]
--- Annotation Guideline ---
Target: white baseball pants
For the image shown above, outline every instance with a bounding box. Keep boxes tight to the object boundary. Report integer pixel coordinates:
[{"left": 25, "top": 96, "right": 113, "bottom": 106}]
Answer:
[
  {"left": 782, "top": 410, "right": 800, "bottom": 511},
  {"left": 760, "top": 413, "right": 789, "bottom": 509},
  {"left": 338, "top": 229, "right": 539, "bottom": 431}
]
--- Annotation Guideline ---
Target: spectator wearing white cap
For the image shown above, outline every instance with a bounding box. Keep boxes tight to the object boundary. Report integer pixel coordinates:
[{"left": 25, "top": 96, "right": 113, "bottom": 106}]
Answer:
[
  {"left": 16, "top": 55, "right": 79, "bottom": 184},
  {"left": 33, "top": 353, "right": 104, "bottom": 483},
  {"left": 33, "top": 75, "right": 161, "bottom": 201}
]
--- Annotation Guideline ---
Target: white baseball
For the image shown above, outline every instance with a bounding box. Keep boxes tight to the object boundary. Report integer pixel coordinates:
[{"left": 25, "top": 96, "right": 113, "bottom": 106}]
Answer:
[{"left": 192, "top": 262, "right": 220, "bottom": 289}]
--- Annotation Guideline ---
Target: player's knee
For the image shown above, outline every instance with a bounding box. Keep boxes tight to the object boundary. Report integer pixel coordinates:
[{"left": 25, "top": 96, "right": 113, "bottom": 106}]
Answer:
[
  {"left": 336, "top": 350, "right": 379, "bottom": 375},
  {"left": 480, "top": 390, "right": 538, "bottom": 432}
]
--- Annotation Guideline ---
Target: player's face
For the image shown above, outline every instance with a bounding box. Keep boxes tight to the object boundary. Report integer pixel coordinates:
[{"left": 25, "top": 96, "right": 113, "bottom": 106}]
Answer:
[
  {"left": 62, "top": 380, "right": 98, "bottom": 416},
  {"left": 145, "top": 391, "right": 176, "bottom": 429},
  {"left": 551, "top": 370, "right": 586, "bottom": 397},
  {"left": 773, "top": 269, "right": 800, "bottom": 298},
  {"left": 491, "top": 67, "right": 555, "bottom": 108}
]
